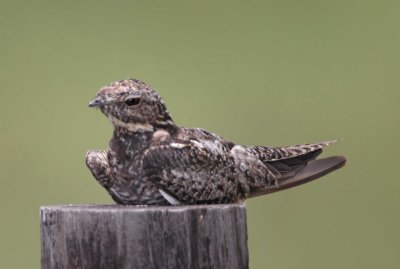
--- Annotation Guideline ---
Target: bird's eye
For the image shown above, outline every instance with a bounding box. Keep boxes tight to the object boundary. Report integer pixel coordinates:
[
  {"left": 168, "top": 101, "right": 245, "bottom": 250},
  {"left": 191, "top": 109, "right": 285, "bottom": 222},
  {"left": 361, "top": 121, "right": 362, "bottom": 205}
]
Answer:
[{"left": 124, "top": 97, "right": 141, "bottom": 106}]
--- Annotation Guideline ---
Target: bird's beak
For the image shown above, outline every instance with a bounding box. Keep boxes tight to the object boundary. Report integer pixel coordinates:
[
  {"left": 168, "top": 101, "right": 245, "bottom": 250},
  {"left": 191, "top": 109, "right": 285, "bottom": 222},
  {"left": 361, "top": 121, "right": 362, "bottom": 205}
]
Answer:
[{"left": 88, "top": 98, "right": 102, "bottom": 108}]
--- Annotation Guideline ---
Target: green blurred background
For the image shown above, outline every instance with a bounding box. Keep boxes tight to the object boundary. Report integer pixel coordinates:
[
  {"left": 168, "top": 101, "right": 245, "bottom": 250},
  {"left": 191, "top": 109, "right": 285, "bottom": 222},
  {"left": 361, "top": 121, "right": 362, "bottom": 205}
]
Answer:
[{"left": 1, "top": 0, "right": 399, "bottom": 268}]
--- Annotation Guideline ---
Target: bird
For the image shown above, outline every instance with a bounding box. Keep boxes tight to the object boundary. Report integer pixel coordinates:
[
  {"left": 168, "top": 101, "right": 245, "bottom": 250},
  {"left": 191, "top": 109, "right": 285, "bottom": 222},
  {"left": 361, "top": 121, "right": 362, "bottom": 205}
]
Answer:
[{"left": 86, "top": 79, "right": 346, "bottom": 205}]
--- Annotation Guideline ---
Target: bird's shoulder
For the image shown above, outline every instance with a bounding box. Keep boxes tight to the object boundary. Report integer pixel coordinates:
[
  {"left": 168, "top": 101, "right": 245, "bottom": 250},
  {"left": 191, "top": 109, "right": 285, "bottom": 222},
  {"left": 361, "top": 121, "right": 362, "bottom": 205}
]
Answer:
[{"left": 172, "top": 127, "right": 234, "bottom": 152}]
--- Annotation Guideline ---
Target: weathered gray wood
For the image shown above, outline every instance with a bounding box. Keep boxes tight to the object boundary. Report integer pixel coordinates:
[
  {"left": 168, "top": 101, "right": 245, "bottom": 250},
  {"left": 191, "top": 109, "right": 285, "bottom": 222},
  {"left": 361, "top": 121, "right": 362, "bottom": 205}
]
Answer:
[{"left": 40, "top": 204, "right": 248, "bottom": 269}]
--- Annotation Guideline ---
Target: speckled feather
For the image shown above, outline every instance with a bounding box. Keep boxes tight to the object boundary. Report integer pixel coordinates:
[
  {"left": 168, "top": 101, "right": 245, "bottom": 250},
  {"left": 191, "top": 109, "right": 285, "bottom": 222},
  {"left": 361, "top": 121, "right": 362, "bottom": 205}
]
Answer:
[{"left": 86, "top": 79, "right": 346, "bottom": 205}]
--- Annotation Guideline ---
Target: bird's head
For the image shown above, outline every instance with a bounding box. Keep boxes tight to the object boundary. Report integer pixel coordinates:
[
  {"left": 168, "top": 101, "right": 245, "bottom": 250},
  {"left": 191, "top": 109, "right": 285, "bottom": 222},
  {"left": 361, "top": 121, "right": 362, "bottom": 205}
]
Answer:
[{"left": 89, "top": 79, "right": 175, "bottom": 133}]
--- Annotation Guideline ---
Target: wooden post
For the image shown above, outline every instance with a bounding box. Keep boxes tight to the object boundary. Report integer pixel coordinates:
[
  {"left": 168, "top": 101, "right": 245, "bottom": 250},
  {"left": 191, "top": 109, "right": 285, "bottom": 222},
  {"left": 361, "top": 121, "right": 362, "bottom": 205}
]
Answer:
[{"left": 40, "top": 204, "right": 248, "bottom": 269}]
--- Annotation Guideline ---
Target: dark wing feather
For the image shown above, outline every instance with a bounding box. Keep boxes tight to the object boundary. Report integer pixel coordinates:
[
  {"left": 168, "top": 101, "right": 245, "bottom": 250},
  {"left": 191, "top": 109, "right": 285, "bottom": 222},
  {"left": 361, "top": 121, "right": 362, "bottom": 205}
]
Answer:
[
  {"left": 246, "top": 140, "right": 335, "bottom": 179},
  {"left": 243, "top": 140, "right": 345, "bottom": 197},
  {"left": 249, "top": 156, "right": 346, "bottom": 197}
]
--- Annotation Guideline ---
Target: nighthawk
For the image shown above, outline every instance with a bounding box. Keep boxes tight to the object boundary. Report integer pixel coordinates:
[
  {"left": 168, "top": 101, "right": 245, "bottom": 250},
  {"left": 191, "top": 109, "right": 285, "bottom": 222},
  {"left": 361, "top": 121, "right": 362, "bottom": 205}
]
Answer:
[{"left": 86, "top": 79, "right": 346, "bottom": 205}]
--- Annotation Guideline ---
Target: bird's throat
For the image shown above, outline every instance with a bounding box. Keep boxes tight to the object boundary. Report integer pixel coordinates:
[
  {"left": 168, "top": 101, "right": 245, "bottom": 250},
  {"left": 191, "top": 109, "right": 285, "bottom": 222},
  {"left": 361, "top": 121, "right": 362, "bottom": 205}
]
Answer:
[{"left": 108, "top": 115, "right": 155, "bottom": 133}]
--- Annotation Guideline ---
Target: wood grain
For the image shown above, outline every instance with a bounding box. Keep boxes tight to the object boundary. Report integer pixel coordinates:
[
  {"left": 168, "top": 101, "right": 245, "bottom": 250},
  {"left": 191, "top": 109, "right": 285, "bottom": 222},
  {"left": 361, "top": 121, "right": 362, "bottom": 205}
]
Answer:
[{"left": 41, "top": 204, "right": 248, "bottom": 269}]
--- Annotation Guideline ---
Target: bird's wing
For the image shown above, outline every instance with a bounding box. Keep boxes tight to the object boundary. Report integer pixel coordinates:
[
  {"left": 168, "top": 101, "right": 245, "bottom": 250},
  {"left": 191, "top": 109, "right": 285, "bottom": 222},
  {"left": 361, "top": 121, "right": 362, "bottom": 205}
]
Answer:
[
  {"left": 141, "top": 139, "right": 233, "bottom": 204},
  {"left": 141, "top": 138, "right": 276, "bottom": 204}
]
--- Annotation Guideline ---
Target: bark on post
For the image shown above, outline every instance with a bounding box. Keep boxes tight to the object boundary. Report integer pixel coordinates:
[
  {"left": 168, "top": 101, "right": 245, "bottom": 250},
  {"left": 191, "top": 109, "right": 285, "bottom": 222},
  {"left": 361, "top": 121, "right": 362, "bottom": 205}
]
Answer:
[{"left": 40, "top": 204, "right": 248, "bottom": 269}]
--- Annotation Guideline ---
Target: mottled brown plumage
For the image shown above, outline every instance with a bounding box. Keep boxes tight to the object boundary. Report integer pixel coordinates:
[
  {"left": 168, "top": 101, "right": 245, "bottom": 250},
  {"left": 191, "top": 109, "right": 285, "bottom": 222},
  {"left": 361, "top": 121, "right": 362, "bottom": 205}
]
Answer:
[{"left": 86, "top": 79, "right": 346, "bottom": 205}]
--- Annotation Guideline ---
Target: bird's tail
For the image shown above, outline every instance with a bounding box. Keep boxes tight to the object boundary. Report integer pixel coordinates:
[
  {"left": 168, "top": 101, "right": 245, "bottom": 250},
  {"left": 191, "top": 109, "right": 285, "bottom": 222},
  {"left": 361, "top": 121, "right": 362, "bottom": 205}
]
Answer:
[{"left": 249, "top": 155, "right": 346, "bottom": 198}]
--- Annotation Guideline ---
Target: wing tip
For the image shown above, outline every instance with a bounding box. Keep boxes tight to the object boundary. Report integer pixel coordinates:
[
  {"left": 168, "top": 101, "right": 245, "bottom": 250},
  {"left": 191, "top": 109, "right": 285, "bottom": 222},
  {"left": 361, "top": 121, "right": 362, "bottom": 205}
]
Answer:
[
  {"left": 249, "top": 155, "right": 347, "bottom": 198},
  {"left": 290, "top": 155, "right": 347, "bottom": 184}
]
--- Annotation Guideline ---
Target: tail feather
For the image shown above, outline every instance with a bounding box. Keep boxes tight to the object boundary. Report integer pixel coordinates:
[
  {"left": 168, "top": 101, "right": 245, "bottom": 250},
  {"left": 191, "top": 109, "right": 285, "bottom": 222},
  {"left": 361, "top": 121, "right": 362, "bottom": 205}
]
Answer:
[
  {"left": 249, "top": 155, "right": 347, "bottom": 198},
  {"left": 248, "top": 140, "right": 338, "bottom": 162}
]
